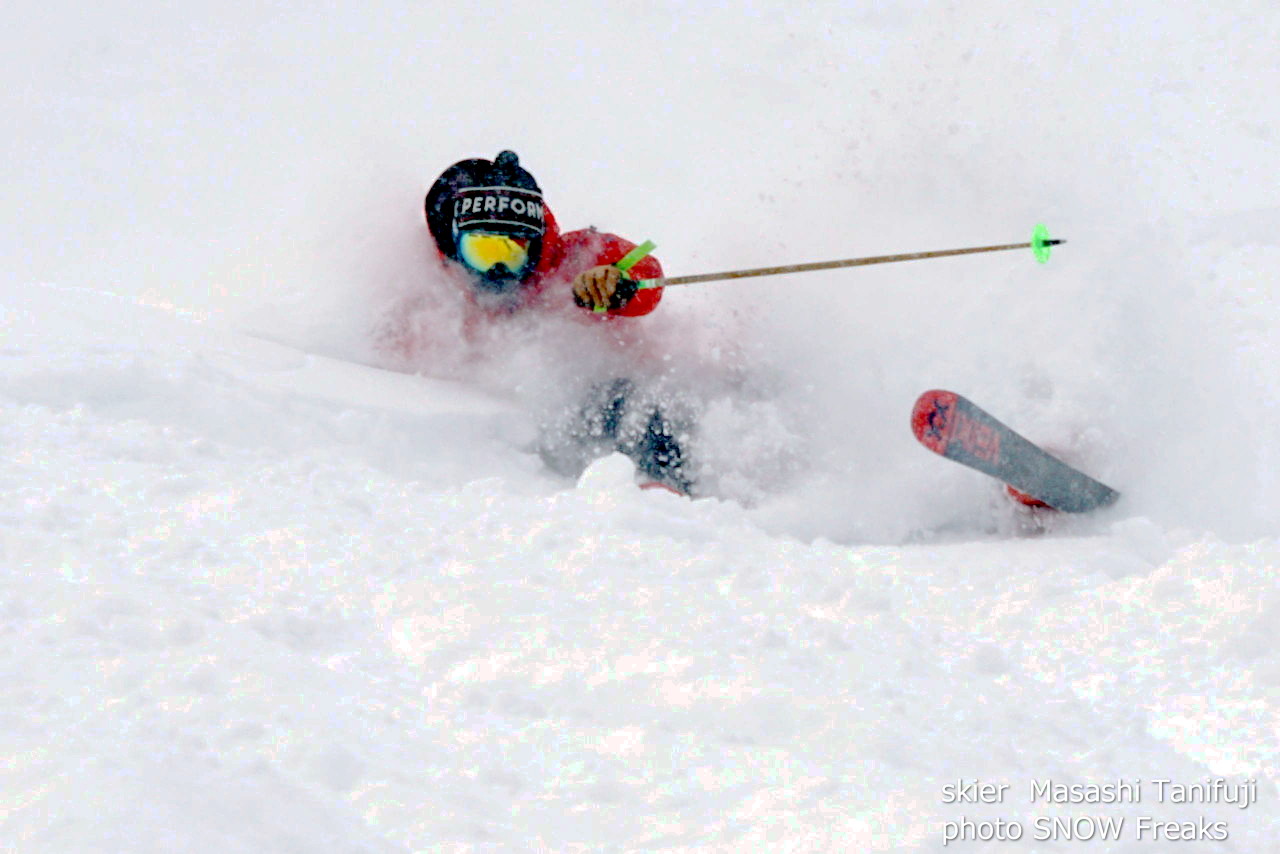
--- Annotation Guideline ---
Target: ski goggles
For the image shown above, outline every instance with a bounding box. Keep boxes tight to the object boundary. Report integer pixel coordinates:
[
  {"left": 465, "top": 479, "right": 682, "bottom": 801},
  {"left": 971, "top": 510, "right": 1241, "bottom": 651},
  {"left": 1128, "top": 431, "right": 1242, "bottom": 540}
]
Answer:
[{"left": 457, "top": 231, "right": 531, "bottom": 274}]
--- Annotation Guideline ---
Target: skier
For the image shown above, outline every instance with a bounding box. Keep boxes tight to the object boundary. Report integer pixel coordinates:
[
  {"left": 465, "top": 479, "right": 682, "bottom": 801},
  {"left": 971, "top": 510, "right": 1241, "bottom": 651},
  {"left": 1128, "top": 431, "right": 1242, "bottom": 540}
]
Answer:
[{"left": 411, "top": 149, "right": 694, "bottom": 495}]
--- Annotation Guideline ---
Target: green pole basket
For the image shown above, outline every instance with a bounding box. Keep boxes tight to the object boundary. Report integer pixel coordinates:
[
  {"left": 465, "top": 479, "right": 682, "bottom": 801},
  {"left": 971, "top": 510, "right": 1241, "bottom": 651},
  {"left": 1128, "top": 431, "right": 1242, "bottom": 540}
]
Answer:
[{"left": 1031, "top": 224, "right": 1054, "bottom": 264}]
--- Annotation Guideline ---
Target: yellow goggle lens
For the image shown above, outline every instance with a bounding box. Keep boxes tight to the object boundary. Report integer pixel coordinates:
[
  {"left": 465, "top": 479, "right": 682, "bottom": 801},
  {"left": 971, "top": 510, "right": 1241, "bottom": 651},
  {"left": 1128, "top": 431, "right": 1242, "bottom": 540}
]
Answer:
[{"left": 458, "top": 232, "right": 529, "bottom": 273}]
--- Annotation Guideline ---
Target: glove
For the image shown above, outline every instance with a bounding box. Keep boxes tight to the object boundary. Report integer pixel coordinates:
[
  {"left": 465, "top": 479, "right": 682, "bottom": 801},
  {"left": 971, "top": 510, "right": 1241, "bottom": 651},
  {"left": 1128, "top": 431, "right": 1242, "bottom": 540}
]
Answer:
[{"left": 572, "top": 265, "right": 639, "bottom": 312}]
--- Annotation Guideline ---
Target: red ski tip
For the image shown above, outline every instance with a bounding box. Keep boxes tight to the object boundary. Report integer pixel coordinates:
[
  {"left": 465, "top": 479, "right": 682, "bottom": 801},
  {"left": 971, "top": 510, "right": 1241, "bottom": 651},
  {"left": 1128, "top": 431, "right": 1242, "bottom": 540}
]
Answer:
[
  {"left": 911, "top": 389, "right": 960, "bottom": 454},
  {"left": 1006, "top": 484, "right": 1053, "bottom": 509},
  {"left": 639, "top": 480, "right": 686, "bottom": 496}
]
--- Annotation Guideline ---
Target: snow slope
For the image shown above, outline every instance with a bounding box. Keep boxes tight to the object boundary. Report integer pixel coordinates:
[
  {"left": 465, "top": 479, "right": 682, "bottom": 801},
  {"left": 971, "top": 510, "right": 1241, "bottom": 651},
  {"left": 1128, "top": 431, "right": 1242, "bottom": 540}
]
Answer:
[
  {"left": 6, "top": 284, "right": 1280, "bottom": 851},
  {"left": 5, "top": 0, "right": 1280, "bottom": 850}
]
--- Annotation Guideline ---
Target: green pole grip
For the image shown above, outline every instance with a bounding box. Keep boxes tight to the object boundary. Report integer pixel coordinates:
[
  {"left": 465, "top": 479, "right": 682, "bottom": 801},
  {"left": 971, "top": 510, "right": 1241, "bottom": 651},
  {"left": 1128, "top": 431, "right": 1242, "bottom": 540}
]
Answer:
[{"left": 615, "top": 239, "right": 656, "bottom": 273}]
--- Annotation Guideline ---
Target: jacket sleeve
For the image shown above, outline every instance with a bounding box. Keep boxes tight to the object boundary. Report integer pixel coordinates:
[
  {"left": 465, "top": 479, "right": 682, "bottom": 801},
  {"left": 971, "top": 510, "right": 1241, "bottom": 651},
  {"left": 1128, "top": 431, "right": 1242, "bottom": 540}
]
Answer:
[
  {"left": 610, "top": 238, "right": 663, "bottom": 318},
  {"left": 561, "top": 229, "right": 664, "bottom": 318}
]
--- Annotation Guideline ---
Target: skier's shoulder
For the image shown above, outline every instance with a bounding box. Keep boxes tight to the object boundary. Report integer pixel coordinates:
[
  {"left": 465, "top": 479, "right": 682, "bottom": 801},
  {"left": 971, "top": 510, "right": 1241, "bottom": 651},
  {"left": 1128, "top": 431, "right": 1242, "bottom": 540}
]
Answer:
[
  {"left": 558, "top": 225, "right": 620, "bottom": 257},
  {"left": 557, "top": 226, "right": 663, "bottom": 277}
]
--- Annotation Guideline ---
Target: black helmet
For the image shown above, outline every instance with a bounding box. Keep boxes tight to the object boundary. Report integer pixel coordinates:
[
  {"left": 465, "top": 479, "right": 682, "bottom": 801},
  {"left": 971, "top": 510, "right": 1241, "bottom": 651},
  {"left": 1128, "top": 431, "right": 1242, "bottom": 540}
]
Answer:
[{"left": 425, "top": 150, "right": 546, "bottom": 292}]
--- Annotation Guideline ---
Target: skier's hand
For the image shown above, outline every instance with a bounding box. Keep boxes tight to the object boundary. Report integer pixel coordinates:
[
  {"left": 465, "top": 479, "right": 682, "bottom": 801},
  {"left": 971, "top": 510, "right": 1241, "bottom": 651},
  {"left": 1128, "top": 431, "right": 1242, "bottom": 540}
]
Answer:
[{"left": 572, "top": 265, "right": 636, "bottom": 311}]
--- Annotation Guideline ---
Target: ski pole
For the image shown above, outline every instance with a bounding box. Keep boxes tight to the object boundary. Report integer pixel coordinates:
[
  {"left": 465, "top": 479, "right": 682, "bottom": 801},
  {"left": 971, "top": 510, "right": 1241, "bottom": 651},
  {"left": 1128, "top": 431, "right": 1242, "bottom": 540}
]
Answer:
[{"left": 628, "top": 224, "right": 1063, "bottom": 290}]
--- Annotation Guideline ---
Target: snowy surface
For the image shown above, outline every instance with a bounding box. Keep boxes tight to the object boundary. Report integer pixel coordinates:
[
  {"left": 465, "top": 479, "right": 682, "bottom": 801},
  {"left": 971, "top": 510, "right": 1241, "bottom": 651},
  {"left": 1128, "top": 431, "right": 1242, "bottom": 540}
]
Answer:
[{"left": 5, "top": 1, "right": 1280, "bottom": 851}]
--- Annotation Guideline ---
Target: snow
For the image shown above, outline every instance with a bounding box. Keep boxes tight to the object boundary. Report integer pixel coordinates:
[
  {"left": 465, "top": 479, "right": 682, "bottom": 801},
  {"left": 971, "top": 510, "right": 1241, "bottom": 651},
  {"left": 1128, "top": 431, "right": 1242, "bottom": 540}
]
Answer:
[{"left": 4, "top": 0, "right": 1280, "bottom": 850}]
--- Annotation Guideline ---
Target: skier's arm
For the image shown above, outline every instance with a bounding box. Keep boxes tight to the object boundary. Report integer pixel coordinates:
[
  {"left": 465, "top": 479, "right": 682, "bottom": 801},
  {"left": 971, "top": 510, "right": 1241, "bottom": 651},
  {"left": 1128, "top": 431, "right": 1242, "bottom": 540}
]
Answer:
[{"left": 570, "top": 236, "right": 663, "bottom": 317}]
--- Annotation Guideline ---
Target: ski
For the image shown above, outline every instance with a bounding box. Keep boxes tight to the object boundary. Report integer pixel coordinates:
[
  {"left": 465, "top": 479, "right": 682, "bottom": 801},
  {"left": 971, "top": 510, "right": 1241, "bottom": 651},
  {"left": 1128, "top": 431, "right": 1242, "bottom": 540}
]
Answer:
[{"left": 911, "top": 390, "right": 1120, "bottom": 513}]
